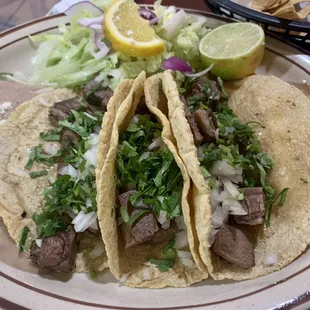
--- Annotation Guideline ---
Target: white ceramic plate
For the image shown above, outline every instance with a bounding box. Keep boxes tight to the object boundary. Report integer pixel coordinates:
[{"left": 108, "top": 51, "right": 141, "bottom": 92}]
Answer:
[{"left": 0, "top": 10, "right": 310, "bottom": 310}]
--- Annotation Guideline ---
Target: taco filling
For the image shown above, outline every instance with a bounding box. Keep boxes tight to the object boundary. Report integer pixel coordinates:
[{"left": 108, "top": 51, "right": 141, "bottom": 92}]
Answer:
[
  {"left": 115, "top": 105, "right": 191, "bottom": 271},
  {"left": 176, "top": 75, "right": 288, "bottom": 269},
  {"left": 21, "top": 94, "right": 110, "bottom": 273}
]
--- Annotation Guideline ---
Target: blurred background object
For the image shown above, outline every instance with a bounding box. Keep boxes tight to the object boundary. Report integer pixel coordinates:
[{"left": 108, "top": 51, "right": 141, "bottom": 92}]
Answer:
[{"left": 0, "top": 0, "right": 208, "bottom": 32}]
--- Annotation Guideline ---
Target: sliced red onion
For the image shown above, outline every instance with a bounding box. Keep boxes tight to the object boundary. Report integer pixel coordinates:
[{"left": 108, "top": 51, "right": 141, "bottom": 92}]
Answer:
[
  {"left": 162, "top": 57, "right": 192, "bottom": 73},
  {"left": 212, "top": 206, "right": 229, "bottom": 228},
  {"left": 263, "top": 253, "right": 277, "bottom": 265},
  {"left": 89, "top": 30, "right": 110, "bottom": 59},
  {"left": 64, "top": 1, "right": 103, "bottom": 17},
  {"left": 139, "top": 8, "right": 158, "bottom": 25},
  {"left": 78, "top": 15, "right": 104, "bottom": 28},
  {"left": 184, "top": 64, "right": 215, "bottom": 78}
]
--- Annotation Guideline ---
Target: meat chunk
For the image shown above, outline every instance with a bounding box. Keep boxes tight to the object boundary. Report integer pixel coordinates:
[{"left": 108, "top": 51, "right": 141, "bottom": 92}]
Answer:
[
  {"left": 118, "top": 190, "right": 136, "bottom": 209},
  {"left": 122, "top": 211, "right": 159, "bottom": 248},
  {"left": 49, "top": 97, "right": 83, "bottom": 127},
  {"left": 30, "top": 226, "right": 77, "bottom": 272},
  {"left": 60, "top": 129, "right": 80, "bottom": 150},
  {"left": 194, "top": 109, "right": 217, "bottom": 141},
  {"left": 151, "top": 221, "right": 179, "bottom": 244},
  {"left": 83, "top": 80, "right": 113, "bottom": 111},
  {"left": 235, "top": 188, "right": 265, "bottom": 226},
  {"left": 213, "top": 224, "right": 255, "bottom": 269}
]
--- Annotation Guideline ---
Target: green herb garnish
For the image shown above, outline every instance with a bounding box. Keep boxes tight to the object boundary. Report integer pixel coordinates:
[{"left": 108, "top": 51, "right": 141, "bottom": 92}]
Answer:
[
  {"left": 29, "top": 170, "right": 48, "bottom": 178},
  {"left": 40, "top": 132, "right": 61, "bottom": 142},
  {"left": 148, "top": 259, "right": 174, "bottom": 272},
  {"left": 19, "top": 226, "right": 29, "bottom": 252}
]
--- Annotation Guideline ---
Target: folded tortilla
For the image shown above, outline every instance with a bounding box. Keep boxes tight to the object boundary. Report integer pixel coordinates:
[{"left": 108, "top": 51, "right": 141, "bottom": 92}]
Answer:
[
  {"left": 162, "top": 71, "right": 310, "bottom": 280},
  {"left": 0, "top": 87, "right": 109, "bottom": 273},
  {"left": 96, "top": 71, "right": 207, "bottom": 288}
]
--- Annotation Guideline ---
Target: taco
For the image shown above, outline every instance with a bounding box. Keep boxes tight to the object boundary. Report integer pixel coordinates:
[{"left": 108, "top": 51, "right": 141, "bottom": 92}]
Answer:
[
  {"left": 96, "top": 71, "right": 207, "bottom": 288},
  {"left": 0, "top": 79, "right": 133, "bottom": 274},
  {"left": 161, "top": 71, "right": 310, "bottom": 280}
]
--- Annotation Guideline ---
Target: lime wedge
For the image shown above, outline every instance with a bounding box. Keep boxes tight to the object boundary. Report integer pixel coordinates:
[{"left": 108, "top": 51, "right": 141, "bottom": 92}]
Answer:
[{"left": 199, "top": 23, "right": 265, "bottom": 80}]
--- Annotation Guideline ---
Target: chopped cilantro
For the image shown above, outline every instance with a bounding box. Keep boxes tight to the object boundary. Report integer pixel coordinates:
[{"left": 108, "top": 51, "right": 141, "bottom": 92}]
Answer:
[
  {"left": 19, "top": 226, "right": 29, "bottom": 252},
  {"left": 29, "top": 170, "right": 48, "bottom": 178},
  {"left": 148, "top": 259, "right": 174, "bottom": 272},
  {"left": 120, "top": 206, "right": 130, "bottom": 223},
  {"left": 40, "top": 132, "right": 61, "bottom": 142}
]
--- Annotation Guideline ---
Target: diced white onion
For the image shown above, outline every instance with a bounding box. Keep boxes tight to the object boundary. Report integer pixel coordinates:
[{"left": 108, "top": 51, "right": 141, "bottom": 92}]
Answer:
[
  {"left": 175, "top": 230, "right": 189, "bottom": 250},
  {"left": 220, "top": 176, "right": 240, "bottom": 199},
  {"left": 88, "top": 243, "right": 105, "bottom": 259},
  {"left": 226, "top": 174, "right": 243, "bottom": 184},
  {"left": 209, "top": 228, "right": 219, "bottom": 246},
  {"left": 134, "top": 200, "right": 148, "bottom": 208},
  {"left": 175, "top": 216, "right": 187, "bottom": 231},
  {"left": 120, "top": 273, "right": 128, "bottom": 283},
  {"left": 222, "top": 198, "right": 247, "bottom": 216},
  {"left": 84, "top": 112, "right": 98, "bottom": 121},
  {"left": 162, "top": 9, "right": 187, "bottom": 40},
  {"left": 86, "top": 198, "right": 92, "bottom": 209},
  {"left": 143, "top": 270, "right": 150, "bottom": 281},
  {"left": 263, "top": 253, "right": 277, "bottom": 265},
  {"left": 59, "top": 164, "right": 78, "bottom": 179},
  {"left": 88, "top": 133, "right": 99, "bottom": 146},
  {"left": 162, "top": 220, "right": 171, "bottom": 230},
  {"left": 157, "top": 196, "right": 164, "bottom": 203},
  {"left": 197, "top": 145, "right": 205, "bottom": 159},
  {"left": 35, "top": 239, "right": 43, "bottom": 248},
  {"left": 132, "top": 116, "right": 139, "bottom": 124},
  {"left": 218, "top": 189, "right": 233, "bottom": 202},
  {"left": 8, "top": 166, "right": 28, "bottom": 177},
  {"left": 43, "top": 143, "right": 60, "bottom": 156},
  {"left": 148, "top": 137, "right": 162, "bottom": 150},
  {"left": 180, "top": 258, "right": 194, "bottom": 268},
  {"left": 177, "top": 250, "right": 192, "bottom": 259},
  {"left": 49, "top": 176, "right": 56, "bottom": 184},
  {"left": 72, "top": 211, "right": 97, "bottom": 232},
  {"left": 139, "top": 152, "right": 150, "bottom": 161},
  {"left": 215, "top": 128, "right": 220, "bottom": 140},
  {"left": 210, "top": 180, "right": 222, "bottom": 211},
  {"left": 212, "top": 206, "right": 229, "bottom": 228},
  {"left": 211, "top": 160, "right": 243, "bottom": 177},
  {"left": 158, "top": 210, "right": 168, "bottom": 224},
  {"left": 224, "top": 127, "right": 235, "bottom": 136},
  {"left": 83, "top": 149, "right": 97, "bottom": 167}
]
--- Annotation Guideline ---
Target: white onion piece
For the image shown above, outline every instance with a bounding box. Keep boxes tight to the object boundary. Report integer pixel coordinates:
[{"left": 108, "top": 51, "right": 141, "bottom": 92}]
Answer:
[
  {"left": 143, "top": 270, "right": 150, "bottom": 281},
  {"left": 217, "top": 189, "right": 233, "bottom": 202},
  {"left": 72, "top": 211, "right": 97, "bottom": 232},
  {"left": 224, "top": 126, "right": 235, "bottom": 136},
  {"left": 132, "top": 115, "right": 139, "bottom": 124},
  {"left": 49, "top": 176, "right": 56, "bottom": 184},
  {"left": 263, "top": 253, "right": 277, "bottom": 265},
  {"left": 212, "top": 206, "right": 229, "bottom": 228},
  {"left": 211, "top": 159, "right": 243, "bottom": 177},
  {"left": 175, "top": 216, "right": 187, "bottom": 231},
  {"left": 84, "top": 112, "right": 97, "bottom": 121},
  {"left": 8, "top": 166, "right": 28, "bottom": 177},
  {"left": 78, "top": 15, "right": 104, "bottom": 27},
  {"left": 71, "top": 211, "right": 85, "bottom": 225},
  {"left": 197, "top": 145, "right": 205, "bottom": 159},
  {"left": 180, "top": 258, "right": 194, "bottom": 268},
  {"left": 222, "top": 198, "right": 247, "bottom": 215},
  {"left": 220, "top": 176, "right": 240, "bottom": 199},
  {"left": 226, "top": 174, "right": 243, "bottom": 184},
  {"left": 215, "top": 128, "right": 220, "bottom": 140},
  {"left": 158, "top": 210, "right": 168, "bottom": 224},
  {"left": 175, "top": 230, "right": 189, "bottom": 250},
  {"left": 86, "top": 198, "right": 92, "bottom": 209},
  {"left": 162, "top": 220, "right": 170, "bottom": 230},
  {"left": 88, "top": 243, "right": 105, "bottom": 259},
  {"left": 134, "top": 200, "right": 148, "bottom": 208},
  {"left": 43, "top": 143, "right": 60, "bottom": 156},
  {"left": 162, "top": 9, "right": 187, "bottom": 40},
  {"left": 120, "top": 274, "right": 128, "bottom": 283},
  {"left": 35, "top": 239, "right": 43, "bottom": 248},
  {"left": 83, "top": 149, "right": 97, "bottom": 167},
  {"left": 58, "top": 164, "right": 78, "bottom": 179},
  {"left": 209, "top": 228, "right": 219, "bottom": 246},
  {"left": 157, "top": 196, "right": 164, "bottom": 203},
  {"left": 184, "top": 64, "right": 215, "bottom": 78},
  {"left": 177, "top": 250, "right": 192, "bottom": 259},
  {"left": 64, "top": 1, "right": 103, "bottom": 17},
  {"left": 139, "top": 152, "right": 150, "bottom": 162},
  {"left": 148, "top": 137, "right": 162, "bottom": 150},
  {"left": 88, "top": 133, "right": 99, "bottom": 146}
]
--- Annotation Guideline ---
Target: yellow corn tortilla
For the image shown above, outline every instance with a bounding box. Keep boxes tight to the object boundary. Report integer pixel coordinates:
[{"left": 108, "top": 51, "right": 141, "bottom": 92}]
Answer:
[
  {"left": 163, "top": 71, "right": 310, "bottom": 280},
  {"left": 252, "top": 0, "right": 289, "bottom": 11},
  {"left": 96, "top": 71, "right": 207, "bottom": 288},
  {"left": 269, "top": 1, "right": 310, "bottom": 20},
  {"left": 0, "top": 89, "right": 107, "bottom": 273}
]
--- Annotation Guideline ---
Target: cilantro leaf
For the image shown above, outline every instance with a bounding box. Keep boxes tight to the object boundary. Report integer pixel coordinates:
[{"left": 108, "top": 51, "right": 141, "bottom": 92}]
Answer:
[
  {"left": 148, "top": 259, "right": 174, "bottom": 272},
  {"left": 29, "top": 170, "right": 48, "bottom": 178},
  {"left": 40, "top": 132, "right": 61, "bottom": 142},
  {"left": 120, "top": 207, "right": 130, "bottom": 223},
  {"left": 19, "top": 226, "right": 29, "bottom": 252}
]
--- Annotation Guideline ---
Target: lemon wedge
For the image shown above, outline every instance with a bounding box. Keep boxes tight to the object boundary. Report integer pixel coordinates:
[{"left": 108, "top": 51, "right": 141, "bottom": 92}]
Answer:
[{"left": 104, "top": 0, "right": 166, "bottom": 57}]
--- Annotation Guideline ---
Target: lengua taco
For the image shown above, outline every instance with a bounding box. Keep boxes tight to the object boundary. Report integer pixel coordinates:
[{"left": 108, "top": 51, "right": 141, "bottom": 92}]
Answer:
[
  {"left": 0, "top": 78, "right": 133, "bottom": 274},
  {"left": 96, "top": 71, "right": 207, "bottom": 288},
  {"left": 161, "top": 71, "right": 310, "bottom": 280}
]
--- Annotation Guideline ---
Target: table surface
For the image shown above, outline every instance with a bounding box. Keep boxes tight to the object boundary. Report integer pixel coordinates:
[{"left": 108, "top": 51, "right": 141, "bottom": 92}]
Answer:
[{"left": 0, "top": 0, "right": 209, "bottom": 32}]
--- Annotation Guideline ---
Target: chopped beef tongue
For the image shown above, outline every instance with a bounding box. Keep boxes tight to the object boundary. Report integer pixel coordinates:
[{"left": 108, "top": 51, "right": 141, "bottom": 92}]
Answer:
[
  {"left": 235, "top": 187, "right": 265, "bottom": 226},
  {"left": 122, "top": 211, "right": 159, "bottom": 248},
  {"left": 180, "top": 95, "right": 204, "bottom": 146},
  {"left": 30, "top": 226, "right": 77, "bottom": 272},
  {"left": 151, "top": 221, "right": 179, "bottom": 244},
  {"left": 60, "top": 129, "right": 80, "bottom": 151},
  {"left": 118, "top": 190, "right": 136, "bottom": 209},
  {"left": 194, "top": 109, "right": 217, "bottom": 141},
  {"left": 83, "top": 80, "right": 113, "bottom": 111},
  {"left": 213, "top": 224, "right": 255, "bottom": 269},
  {"left": 49, "top": 97, "right": 83, "bottom": 127}
]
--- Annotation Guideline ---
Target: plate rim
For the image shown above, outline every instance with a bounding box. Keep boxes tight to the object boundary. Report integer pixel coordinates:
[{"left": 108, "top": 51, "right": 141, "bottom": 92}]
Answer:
[{"left": 0, "top": 9, "right": 309, "bottom": 310}]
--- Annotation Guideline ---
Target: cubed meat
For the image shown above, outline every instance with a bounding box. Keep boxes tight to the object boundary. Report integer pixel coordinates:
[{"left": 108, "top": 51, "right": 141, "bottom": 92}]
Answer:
[
  {"left": 30, "top": 226, "right": 77, "bottom": 272},
  {"left": 49, "top": 97, "right": 83, "bottom": 127},
  {"left": 235, "top": 188, "right": 265, "bottom": 226},
  {"left": 122, "top": 211, "right": 159, "bottom": 248},
  {"left": 213, "top": 224, "right": 255, "bottom": 269},
  {"left": 118, "top": 190, "right": 136, "bottom": 209},
  {"left": 60, "top": 129, "right": 80, "bottom": 151},
  {"left": 83, "top": 80, "right": 113, "bottom": 111},
  {"left": 194, "top": 109, "right": 217, "bottom": 141},
  {"left": 151, "top": 221, "right": 179, "bottom": 244}
]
